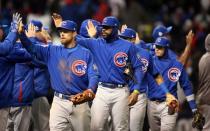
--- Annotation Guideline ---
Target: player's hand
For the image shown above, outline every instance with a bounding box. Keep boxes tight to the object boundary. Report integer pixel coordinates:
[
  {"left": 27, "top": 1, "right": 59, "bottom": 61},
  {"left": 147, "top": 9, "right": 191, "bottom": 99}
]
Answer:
[
  {"left": 166, "top": 93, "right": 179, "bottom": 113},
  {"left": 128, "top": 91, "right": 139, "bottom": 106},
  {"left": 86, "top": 20, "right": 97, "bottom": 38},
  {"left": 121, "top": 24, "right": 127, "bottom": 33},
  {"left": 25, "top": 23, "right": 36, "bottom": 38},
  {"left": 41, "top": 27, "right": 52, "bottom": 43},
  {"left": 52, "top": 13, "right": 63, "bottom": 28},
  {"left": 192, "top": 110, "right": 205, "bottom": 130},
  {"left": 10, "top": 12, "right": 22, "bottom": 33},
  {"left": 186, "top": 30, "right": 194, "bottom": 45},
  {"left": 135, "top": 32, "right": 140, "bottom": 44},
  {"left": 18, "top": 20, "right": 24, "bottom": 34}
]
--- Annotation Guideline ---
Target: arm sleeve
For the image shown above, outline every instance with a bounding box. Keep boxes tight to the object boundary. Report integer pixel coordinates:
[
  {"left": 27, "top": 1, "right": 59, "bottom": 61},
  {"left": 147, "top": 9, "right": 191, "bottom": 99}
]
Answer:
[
  {"left": 76, "top": 37, "right": 97, "bottom": 51},
  {"left": 19, "top": 33, "right": 51, "bottom": 63},
  {"left": 6, "top": 42, "right": 32, "bottom": 63},
  {"left": 129, "top": 45, "right": 145, "bottom": 92},
  {"left": 87, "top": 52, "right": 99, "bottom": 93},
  {"left": 0, "top": 32, "right": 17, "bottom": 56},
  {"left": 179, "top": 68, "right": 197, "bottom": 112}
]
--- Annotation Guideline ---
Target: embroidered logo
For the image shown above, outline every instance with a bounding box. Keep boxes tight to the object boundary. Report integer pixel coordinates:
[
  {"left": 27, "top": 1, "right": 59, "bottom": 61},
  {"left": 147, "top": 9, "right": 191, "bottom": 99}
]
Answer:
[
  {"left": 140, "top": 58, "right": 149, "bottom": 73},
  {"left": 114, "top": 52, "right": 128, "bottom": 67},
  {"left": 71, "top": 60, "right": 87, "bottom": 76},
  {"left": 168, "top": 68, "right": 181, "bottom": 82}
]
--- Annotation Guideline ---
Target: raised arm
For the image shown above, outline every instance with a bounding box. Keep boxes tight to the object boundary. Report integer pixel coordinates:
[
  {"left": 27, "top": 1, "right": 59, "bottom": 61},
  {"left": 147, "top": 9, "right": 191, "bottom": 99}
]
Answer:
[
  {"left": 0, "top": 13, "right": 22, "bottom": 56},
  {"left": 19, "top": 23, "right": 51, "bottom": 63}
]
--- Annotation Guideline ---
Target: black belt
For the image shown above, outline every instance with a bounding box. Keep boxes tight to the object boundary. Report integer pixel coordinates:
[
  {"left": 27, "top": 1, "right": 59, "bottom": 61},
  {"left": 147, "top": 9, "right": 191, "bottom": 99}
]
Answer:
[
  {"left": 98, "top": 82, "right": 126, "bottom": 88},
  {"left": 54, "top": 92, "right": 72, "bottom": 100},
  {"left": 150, "top": 98, "right": 165, "bottom": 103}
]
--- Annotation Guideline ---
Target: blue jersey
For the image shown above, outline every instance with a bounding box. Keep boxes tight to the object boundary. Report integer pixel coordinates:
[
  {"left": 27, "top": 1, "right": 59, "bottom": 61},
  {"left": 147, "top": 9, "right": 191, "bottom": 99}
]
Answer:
[
  {"left": 0, "top": 42, "right": 32, "bottom": 108},
  {"left": 20, "top": 34, "right": 99, "bottom": 95},
  {"left": 129, "top": 44, "right": 158, "bottom": 93},
  {"left": 77, "top": 37, "right": 144, "bottom": 91},
  {"left": 147, "top": 53, "right": 196, "bottom": 111},
  {"left": 0, "top": 32, "right": 18, "bottom": 56}
]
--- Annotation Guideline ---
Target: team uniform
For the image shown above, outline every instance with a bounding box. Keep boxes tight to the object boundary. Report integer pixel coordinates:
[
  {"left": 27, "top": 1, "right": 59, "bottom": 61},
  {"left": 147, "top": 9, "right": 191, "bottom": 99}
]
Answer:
[
  {"left": 147, "top": 37, "right": 197, "bottom": 131},
  {"left": 20, "top": 20, "right": 99, "bottom": 131},
  {"left": 77, "top": 17, "right": 144, "bottom": 131},
  {"left": 197, "top": 34, "right": 210, "bottom": 131}
]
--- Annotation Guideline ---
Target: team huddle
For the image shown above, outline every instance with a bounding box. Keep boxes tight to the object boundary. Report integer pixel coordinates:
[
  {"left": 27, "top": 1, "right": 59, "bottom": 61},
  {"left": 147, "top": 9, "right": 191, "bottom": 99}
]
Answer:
[{"left": 0, "top": 12, "right": 206, "bottom": 131}]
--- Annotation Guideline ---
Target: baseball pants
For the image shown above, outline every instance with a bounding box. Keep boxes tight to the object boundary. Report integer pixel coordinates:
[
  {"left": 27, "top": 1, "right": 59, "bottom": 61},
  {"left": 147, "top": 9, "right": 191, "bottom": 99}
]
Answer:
[
  {"left": 6, "top": 106, "right": 32, "bottom": 131},
  {"left": 0, "top": 107, "right": 10, "bottom": 131},
  {"left": 91, "top": 85, "right": 129, "bottom": 131},
  {"left": 147, "top": 100, "right": 177, "bottom": 131},
  {"left": 50, "top": 95, "right": 91, "bottom": 131},
  {"left": 31, "top": 97, "right": 50, "bottom": 131},
  {"left": 130, "top": 93, "right": 147, "bottom": 131}
]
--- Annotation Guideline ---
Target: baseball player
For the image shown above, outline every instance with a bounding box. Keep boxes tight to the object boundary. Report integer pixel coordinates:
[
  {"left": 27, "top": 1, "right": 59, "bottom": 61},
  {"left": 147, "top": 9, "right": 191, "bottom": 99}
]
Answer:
[
  {"left": 20, "top": 20, "right": 99, "bottom": 131},
  {"left": 152, "top": 25, "right": 194, "bottom": 66},
  {"left": 196, "top": 34, "right": 210, "bottom": 131},
  {"left": 75, "top": 16, "right": 145, "bottom": 131},
  {"left": 0, "top": 13, "right": 24, "bottom": 131},
  {"left": 6, "top": 20, "right": 52, "bottom": 131},
  {"left": 27, "top": 20, "right": 51, "bottom": 131},
  {"left": 119, "top": 27, "right": 178, "bottom": 131},
  {"left": 147, "top": 37, "right": 203, "bottom": 131}
]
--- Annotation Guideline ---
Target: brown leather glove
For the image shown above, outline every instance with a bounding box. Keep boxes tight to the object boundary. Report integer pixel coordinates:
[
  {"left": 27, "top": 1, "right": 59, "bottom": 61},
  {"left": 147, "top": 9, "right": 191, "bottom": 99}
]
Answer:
[
  {"left": 166, "top": 93, "right": 179, "bottom": 115},
  {"left": 70, "top": 89, "right": 95, "bottom": 105}
]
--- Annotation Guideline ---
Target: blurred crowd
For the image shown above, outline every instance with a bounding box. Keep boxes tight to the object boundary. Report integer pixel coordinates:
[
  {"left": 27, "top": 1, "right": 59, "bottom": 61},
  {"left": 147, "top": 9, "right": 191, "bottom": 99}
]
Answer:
[{"left": 1, "top": 0, "right": 210, "bottom": 130}]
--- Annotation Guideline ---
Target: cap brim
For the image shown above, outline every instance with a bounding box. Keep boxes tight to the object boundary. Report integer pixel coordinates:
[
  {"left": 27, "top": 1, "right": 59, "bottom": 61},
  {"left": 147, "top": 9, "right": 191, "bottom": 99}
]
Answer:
[
  {"left": 166, "top": 26, "right": 172, "bottom": 33},
  {"left": 57, "top": 27, "right": 75, "bottom": 31},
  {"left": 0, "top": 25, "right": 8, "bottom": 28}
]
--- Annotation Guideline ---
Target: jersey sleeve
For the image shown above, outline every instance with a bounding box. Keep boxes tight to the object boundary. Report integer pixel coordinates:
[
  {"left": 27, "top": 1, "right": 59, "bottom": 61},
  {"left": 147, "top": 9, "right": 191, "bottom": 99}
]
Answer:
[
  {"left": 128, "top": 44, "right": 145, "bottom": 92},
  {"left": 0, "top": 32, "right": 18, "bottom": 56},
  {"left": 87, "top": 52, "right": 99, "bottom": 93},
  {"left": 179, "top": 68, "right": 197, "bottom": 112},
  {"left": 20, "top": 33, "right": 51, "bottom": 63}
]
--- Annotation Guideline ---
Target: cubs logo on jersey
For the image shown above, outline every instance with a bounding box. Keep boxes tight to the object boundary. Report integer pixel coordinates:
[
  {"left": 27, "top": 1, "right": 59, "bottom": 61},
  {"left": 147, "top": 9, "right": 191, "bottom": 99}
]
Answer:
[
  {"left": 168, "top": 67, "right": 181, "bottom": 82},
  {"left": 140, "top": 58, "right": 149, "bottom": 73},
  {"left": 114, "top": 52, "right": 128, "bottom": 67},
  {"left": 71, "top": 60, "right": 87, "bottom": 76}
]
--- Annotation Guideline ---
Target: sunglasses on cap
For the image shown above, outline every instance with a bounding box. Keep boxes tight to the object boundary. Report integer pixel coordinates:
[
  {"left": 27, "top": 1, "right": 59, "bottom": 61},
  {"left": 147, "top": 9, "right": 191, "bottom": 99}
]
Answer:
[
  {"left": 155, "top": 45, "right": 165, "bottom": 49},
  {"left": 102, "top": 25, "right": 112, "bottom": 30}
]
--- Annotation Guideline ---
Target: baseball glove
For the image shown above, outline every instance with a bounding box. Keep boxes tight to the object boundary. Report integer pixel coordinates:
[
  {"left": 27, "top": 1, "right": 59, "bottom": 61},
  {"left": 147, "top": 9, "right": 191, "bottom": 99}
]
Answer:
[
  {"left": 166, "top": 93, "right": 179, "bottom": 115},
  {"left": 192, "top": 110, "right": 205, "bottom": 130},
  {"left": 70, "top": 89, "right": 95, "bottom": 105}
]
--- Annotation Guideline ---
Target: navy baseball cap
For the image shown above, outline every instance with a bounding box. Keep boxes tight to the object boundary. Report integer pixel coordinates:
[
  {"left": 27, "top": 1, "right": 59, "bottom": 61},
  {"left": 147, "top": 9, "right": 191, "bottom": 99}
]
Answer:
[
  {"left": 119, "top": 28, "right": 136, "bottom": 39},
  {"left": 25, "top": 20, "right": 43, "bottom": 32},
  {"left": 154, "top": 37, "right": 170, "bottom": 47},
  {"left": 100, "top": 16, "right": 119, "bottom": 27},
  {"left": 79, "top": 19, "right": 100, "bottom": 37},
  {"left": 57, "top": 20, "right": 77, "bottom": 31},
  {"left": 152, "top": 25, "right": 172, "bottom": 39}
]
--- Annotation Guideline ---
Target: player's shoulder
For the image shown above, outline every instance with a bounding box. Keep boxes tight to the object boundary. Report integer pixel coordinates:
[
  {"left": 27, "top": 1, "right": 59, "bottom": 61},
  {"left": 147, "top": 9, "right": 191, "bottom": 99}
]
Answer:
[{"left": 77, "top": 44, "right": 92, "bottom": 53}]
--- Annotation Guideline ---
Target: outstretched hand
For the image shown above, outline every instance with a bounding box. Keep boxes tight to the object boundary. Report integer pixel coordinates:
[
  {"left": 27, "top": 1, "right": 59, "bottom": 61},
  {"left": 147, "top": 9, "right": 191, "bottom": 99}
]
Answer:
[
  {"left": 86, "top": 20, "right": 97, "bottom": 38},
  {"left": 186, "top": 30, "right": 194, "bottom": 45},
  {"left": 25, "top": 23, "right": 36, "bottom": 38},
  {"left": 11, "top": 12, "right": 22, "bottom": 33},
  {"left": 52, "top": 13, "right": 63, "bottom": 28}
]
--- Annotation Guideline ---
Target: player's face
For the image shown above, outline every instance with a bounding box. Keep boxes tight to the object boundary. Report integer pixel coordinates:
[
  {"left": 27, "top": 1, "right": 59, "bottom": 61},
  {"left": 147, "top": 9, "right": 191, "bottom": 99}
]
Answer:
[
  {"left": 0, "top": 28, "right": 4, "bottom": 41},
  {"left": 155, "top": 45, "right": 165, "bottom": 57},
  {"left": 101, "top": 26, "right": 113, "bottom": 38},
  {"left": 59, "top": 29, "right": 76, "bottom": 46}
]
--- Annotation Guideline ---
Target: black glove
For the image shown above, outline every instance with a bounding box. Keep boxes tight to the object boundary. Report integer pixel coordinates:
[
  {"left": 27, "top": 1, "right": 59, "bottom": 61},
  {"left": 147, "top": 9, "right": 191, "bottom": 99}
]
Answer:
[{"left": 192, "top": 110, "right": 205, "bottom": 130}]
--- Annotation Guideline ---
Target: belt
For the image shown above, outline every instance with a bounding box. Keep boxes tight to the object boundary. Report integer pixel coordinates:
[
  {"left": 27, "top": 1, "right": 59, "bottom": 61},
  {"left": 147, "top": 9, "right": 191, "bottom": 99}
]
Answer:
[
  {"left": 98, "top": 82, "right": 126, "bottom": 88},
  {"left": 54, "top": 92, "right": 72, "bottom": 100},
  {"left": 150, "top": 99, "right": 165, "bottom": 104}
]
